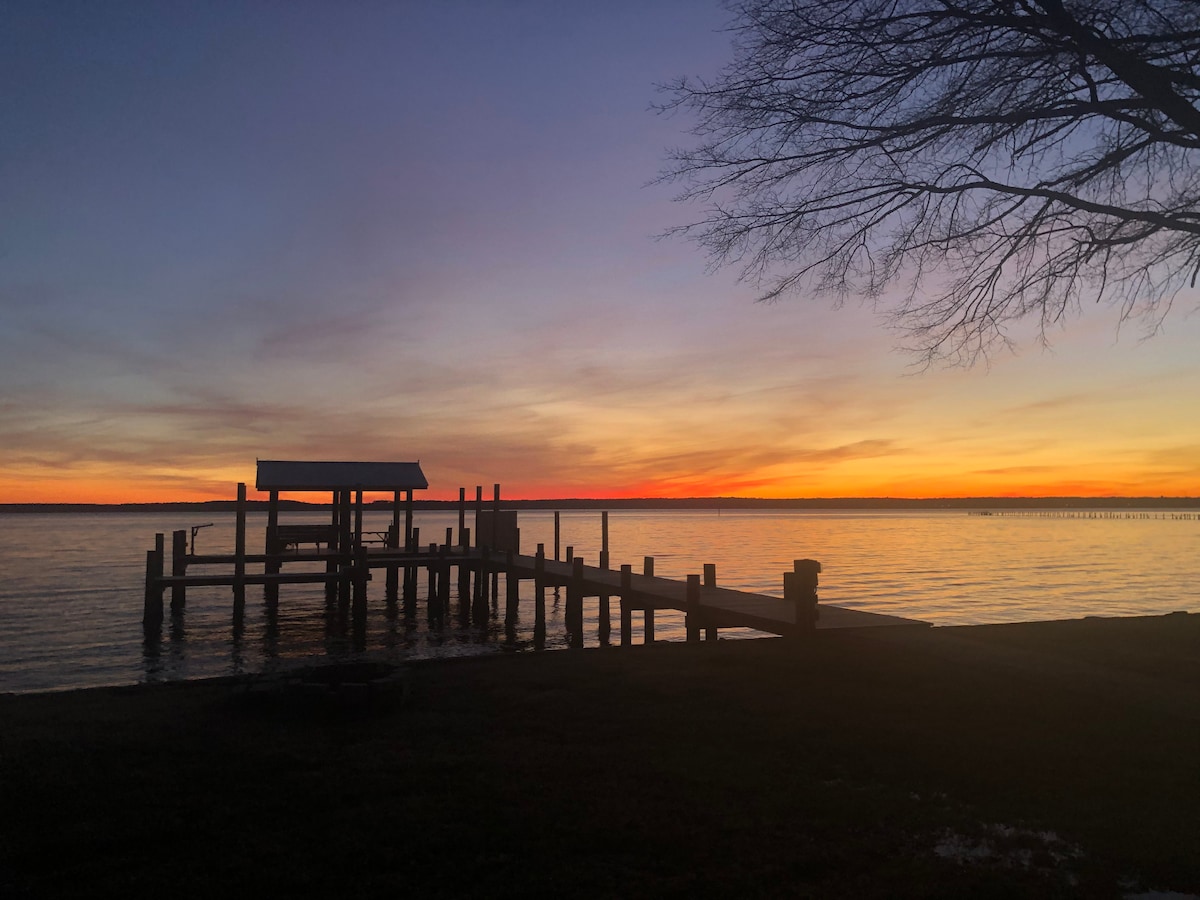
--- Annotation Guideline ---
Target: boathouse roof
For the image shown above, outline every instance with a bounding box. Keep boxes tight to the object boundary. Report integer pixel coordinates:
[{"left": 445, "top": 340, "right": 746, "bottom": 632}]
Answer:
[{"left": 255, "top": 460, "right": 428, "bottom": 492}]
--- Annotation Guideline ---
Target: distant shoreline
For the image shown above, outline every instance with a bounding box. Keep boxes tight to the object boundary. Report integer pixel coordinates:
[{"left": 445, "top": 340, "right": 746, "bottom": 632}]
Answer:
[{"left": 3, "top": 496, "right": 1199, "bottom": 513}]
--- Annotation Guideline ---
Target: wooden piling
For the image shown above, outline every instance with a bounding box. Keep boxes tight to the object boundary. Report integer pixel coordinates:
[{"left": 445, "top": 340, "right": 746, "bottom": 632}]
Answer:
[
  {"left": 458, "top": 487, "right": 467, "bottom": 545},
  {"left": 534, "top": 543, "right": 546, "bottom": 642},
  {"left": 788, "top": 559, "right": 821, "bottom": 634},
  {"left": 703, "top": 564, "right": 718, "bottom": 640},
  {"left": 685, "top": 574, "right": 701, "bottom": 642},
  {"left": 233, "top": 483, "right": 247, "bottom": 613},
  {"left": 644, "top": 557, "right": 655, "bottom": 641},
  {"left": 619, "top": 564, "right": 633, "bottom": 647},
  {"left": 505, "top": 549, "right": 519, "bottom": 626},
  {"left": 264, "top": 490, "right": 280, "bottom": 606},
  {"left": 568, "top": 556, "right": 584, "bottom": 648},
  {"left": 554, "top": 511, "right": 560, "bottom": 561},
  {"left": 598, "top": 545, "right": 611, "bottom": 644},
  {"left": 474, "top": 486, "right": 483, "bottom": 547},
  {"left": 437, "top": 543, "right": 451, "bottom": 614},
  {"left": 170, "top": 530, "right": 187, "bottom": 613},
  {"left": 142, "top": 535, "right": 164, "bottom": 628}
]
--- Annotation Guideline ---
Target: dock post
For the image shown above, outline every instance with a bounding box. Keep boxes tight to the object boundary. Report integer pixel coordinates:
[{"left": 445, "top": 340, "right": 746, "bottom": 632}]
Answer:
[
  {"left": 352, "top": 543, "right": 368, "bottom": 631},
  {"left": 567, "top": 556, "right": 585, "bottom": 648},
  {"left": 170, "top": 529, "right": 187, "bottom": 613},
  {"left": 473, "top": 546, "right": 491, "bottom": 623},
  {"left": 386, "top": 491, "right": 401, "bottom": 600},
  {"left": 458, "top": 487, "right": 467, "bottom": 545},
  {"left": 534, "top": 544, "right": 546, "bottom": 645},
  {"left": 703, "top": 564, "right": 718, "bottom": 640},
  {"left": 474, "top": 486, "right": 483, "bottom": 547},
  {"left": 264, "top": 490, "right": 280, "bottom": 607},
  {"left": 427, "top": 541, "right": 437, "bottom": 602},
  {"left": 233, "top": 483, "right": 247, "bottom": 617},
  {"left": 554, "top": 511, "right": 560, "bottom": 561},
  {"left": 619, "top": 564, "right": 632, "bottom": 647},
  {"left": 437, "top": 543, "right": 451, "bottom": 615},
  {"left": 685, "top": 574, "right": 701, "bottom": 642},
  {"left": 790, "top": 559, "right": 821, "bottom": 633},
  {"left": 643, "top": 557, "right": 655, "bottom": 642},
  {"left": 598, "top": 546, "right": 611, "bottom": 645},
  {"left": 143, "top": 535, "right": 164, "bottom": 628},
  {"left": 505, "top": 549, "right": 519, "bottom": 626},
  {"left": 425, "top": 542, "right": 441, "bottom": 626},
  {"left": 458, "top": 526, "right": 471, "bottom": 598},
  {"left": 565, "top": 546, "right": 574, "bottom": 564}
]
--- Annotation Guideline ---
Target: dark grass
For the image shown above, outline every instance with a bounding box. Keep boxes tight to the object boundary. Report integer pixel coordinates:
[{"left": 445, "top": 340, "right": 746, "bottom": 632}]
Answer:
[{"left": 1, "top": 614, "right": 1197, "bottom": 898}]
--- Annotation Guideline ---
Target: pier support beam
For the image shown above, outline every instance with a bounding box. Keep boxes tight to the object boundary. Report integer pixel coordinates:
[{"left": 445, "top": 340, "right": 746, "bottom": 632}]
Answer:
[
  {"left": 703, "top": 564, "right": 718, "bottom": 641},
  {"left": 643, "top": 557, "right": 656, "bottom": 642},
  {"left": 504, "top": 550, "right": 520, "bottom": 626},
  {"left": 170, "top": 530, "right": 187, "bottom": 614},
  {"left": 143, "top": 533, "right": 164, "bottom": 628},
  {"left": 619, "top": 564, "right": 633, "bottom": 647},
  {"left": 787, "top": 559, "right": 821, "bottom": 635},
  {"left": 685, "top": 574, "right": 701, "bottom": 642},
  {"left": 233, "top": 483, "right": 247, "bottom": 621},
  {"left": 534, "top": 544, "right": 547, "bottom": 647},
  {"left": 567, "top": 556, "right": 584, "bottom": 648},
  {"left": 264, "top": 491, "right": 280, "bottom": 607}
]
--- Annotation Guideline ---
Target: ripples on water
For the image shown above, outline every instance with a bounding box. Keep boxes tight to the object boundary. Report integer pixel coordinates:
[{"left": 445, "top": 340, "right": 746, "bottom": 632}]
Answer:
[{"left": 0, "top": 509, "right": 1195, "bottom": 693}]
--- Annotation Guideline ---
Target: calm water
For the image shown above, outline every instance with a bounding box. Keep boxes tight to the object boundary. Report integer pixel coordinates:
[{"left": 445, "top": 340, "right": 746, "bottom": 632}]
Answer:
[{"left": 1, "top": 508, "right": 1196, "bottom": 693}]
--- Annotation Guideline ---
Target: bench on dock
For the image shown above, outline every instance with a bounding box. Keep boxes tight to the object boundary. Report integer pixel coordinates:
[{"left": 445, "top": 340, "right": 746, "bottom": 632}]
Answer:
[{"left": 272, "top": 524, "right": 339, "bottom": 551}]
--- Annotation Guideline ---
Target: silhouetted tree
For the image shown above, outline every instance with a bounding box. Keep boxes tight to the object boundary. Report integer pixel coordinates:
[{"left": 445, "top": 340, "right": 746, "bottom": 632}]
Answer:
[{"left": 661, "top": 0, "right": 1200, "bottom": 364}]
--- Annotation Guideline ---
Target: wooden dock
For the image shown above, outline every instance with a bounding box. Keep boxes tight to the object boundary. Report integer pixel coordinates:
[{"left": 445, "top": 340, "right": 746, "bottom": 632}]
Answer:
[
  {"left": 142, "top": 468, "right": 927, "bottom": 646},
  {"left": 142, "top": 489, "right": 927, "bottom": 647}
]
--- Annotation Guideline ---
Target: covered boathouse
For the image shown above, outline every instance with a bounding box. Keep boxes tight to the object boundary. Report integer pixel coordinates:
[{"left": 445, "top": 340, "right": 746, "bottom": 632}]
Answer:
[{"left": 255, "top": 458, "right": 429, "bottom": 556}]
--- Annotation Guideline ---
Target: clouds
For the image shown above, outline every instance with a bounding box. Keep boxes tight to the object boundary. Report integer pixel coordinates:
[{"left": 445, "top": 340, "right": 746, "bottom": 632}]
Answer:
[{"left": 2, "top": 2, "right": 1198, "bottom": 503}]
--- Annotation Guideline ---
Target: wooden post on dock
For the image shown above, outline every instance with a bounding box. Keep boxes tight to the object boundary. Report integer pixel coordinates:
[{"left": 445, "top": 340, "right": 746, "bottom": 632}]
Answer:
[
  {"left": 426, "top": 542, "right": 441, "bottom": 625},
  {"left": 386, "top": 490, "right": 401, "bottom": 599},
  {"left": 505, "top": 549, "right": 519, "bottom": 626},
  {"left": 143, "top": 534, "right": 164, "bottom": 628},
  {"left": 788, "top": 559, "right": 821, "bottom": 634},
  {"left": 568, "top": 556, "right": 585, "bottom": 648},
  {"left": 490, "top": 485, "right": 500, "bottom": 605},
  {"left": 458, "top": 526, "right": 472, "bottom": 598},
  {"left": 554, "top": 511, "right": 560, "bottom": 561},
  {"left": 458, "top": 487, "right": 467, "bottom": 545},
  {"left": 685, "top": 574, "right": 701, "bottom": 642},
  {"left": 474, "top": 486, "right": 483, "bottom": 548},
  {"left": 352, "top": 543, "right": 368, "bottom": 628},
  {"left": 264, "top": 490, "right": 280, "bottom": 607},
  {"left": 598, "top": 512, "right": 611, "bottom": 643},
  {"left": 703, "top": 564, "right": 718, "bottom": 640},
  {"left": 337, "top": 490, "right": 352, "bottom": 610},
  {"left": 534, "top": 543, "right": 546, "bottom": 644},
  {"left": 437, "top": 543, "right": 451, "bottom": 614},
  {"left": 326, "top": 492, "right": 339, "bottom": 603},
  {"left": 643, "top": 557, "right": 656, "bottom": 642},
  {"left": 233, "top": 483, "right": 247, "bottom": 616},
  {"left": 170, "top": 530, "right": 187, "bottom": 613},
  {"left": 619, "top": 564, "right": 633, "bottom": 647},
  {"left": 473, "top": 546, "right": 491, "bottom": 624}
]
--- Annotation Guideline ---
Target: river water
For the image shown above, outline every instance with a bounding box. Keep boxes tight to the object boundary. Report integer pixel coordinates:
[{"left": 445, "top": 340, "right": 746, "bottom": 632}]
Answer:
[{"left": 1, "top": 508, "right": 1196, "bottom": 693}]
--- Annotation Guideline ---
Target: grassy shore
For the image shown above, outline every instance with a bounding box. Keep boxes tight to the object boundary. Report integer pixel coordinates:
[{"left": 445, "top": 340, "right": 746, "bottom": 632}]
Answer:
[{"left": 2, "top": 614, "right": 1197, "bottom": 898}]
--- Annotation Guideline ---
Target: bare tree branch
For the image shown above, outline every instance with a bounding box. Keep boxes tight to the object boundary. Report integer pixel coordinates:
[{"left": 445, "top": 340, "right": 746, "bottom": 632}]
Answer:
[{"left": 659, "top": 0, "right": 1200, "bottom": 364}]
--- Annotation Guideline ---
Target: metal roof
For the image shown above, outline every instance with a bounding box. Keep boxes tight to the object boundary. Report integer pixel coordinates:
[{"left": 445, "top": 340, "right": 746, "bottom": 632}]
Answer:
[{"left": 255, "top": 460, "right": 428, "bottom": 492}]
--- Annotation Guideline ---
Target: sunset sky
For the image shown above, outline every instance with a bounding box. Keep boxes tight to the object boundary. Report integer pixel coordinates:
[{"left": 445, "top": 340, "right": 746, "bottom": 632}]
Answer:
[{"left": 3, "top": 1, "right": 1198, "bottom": 504}]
